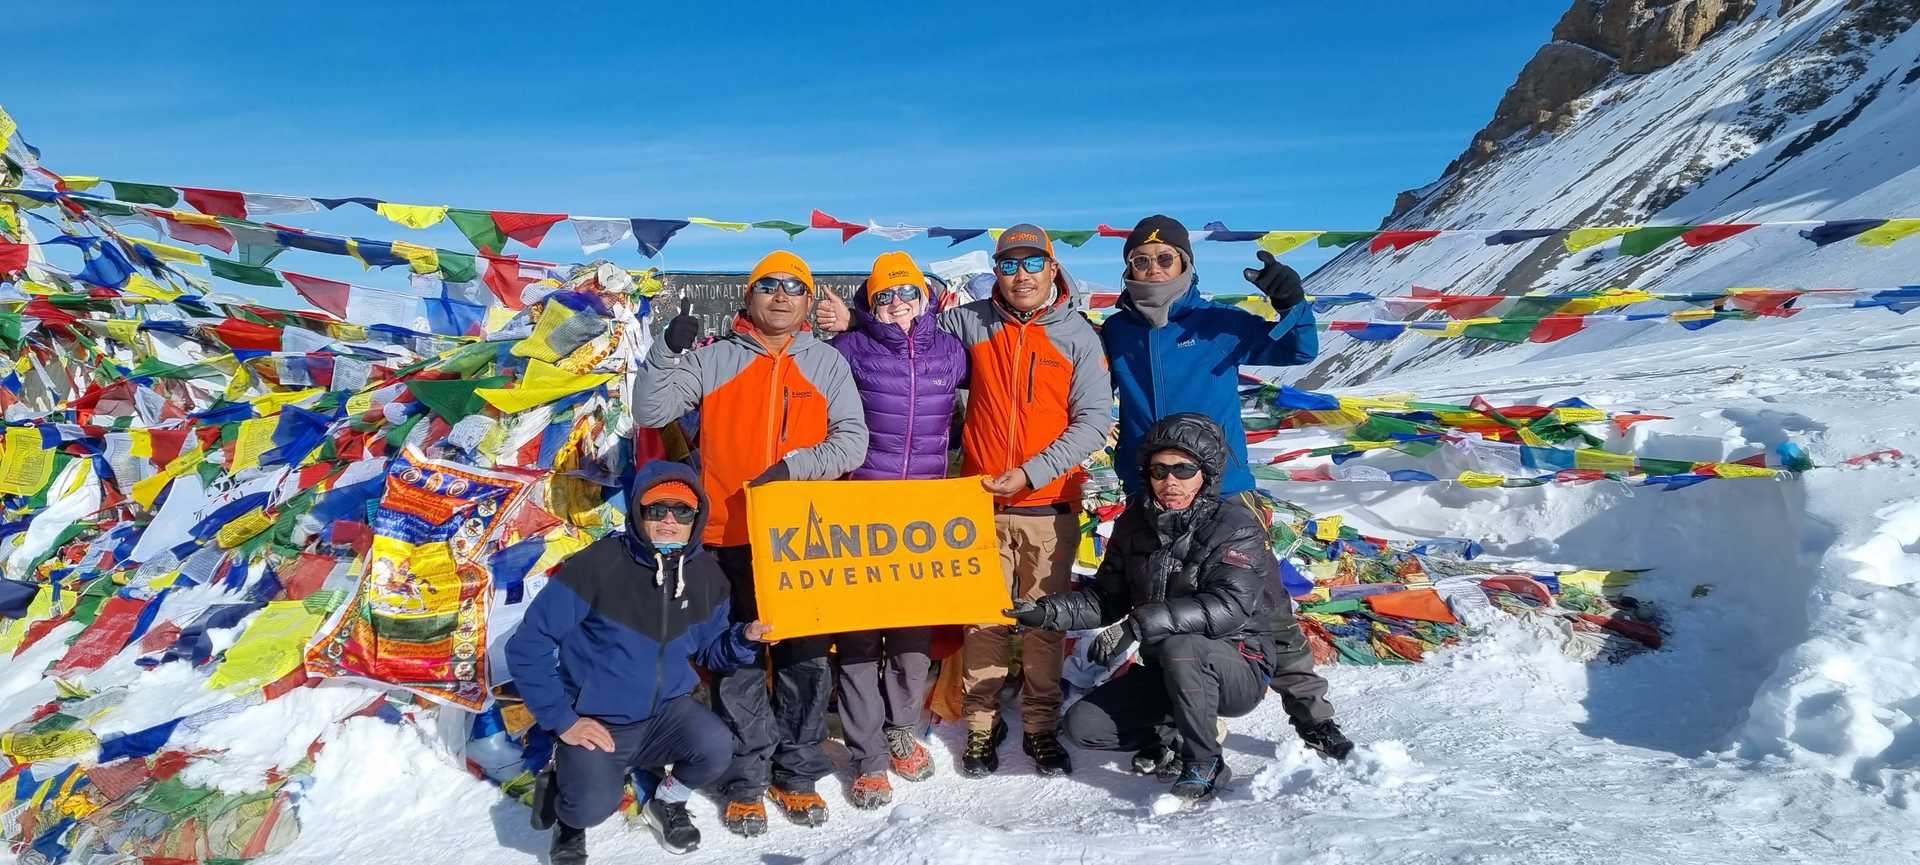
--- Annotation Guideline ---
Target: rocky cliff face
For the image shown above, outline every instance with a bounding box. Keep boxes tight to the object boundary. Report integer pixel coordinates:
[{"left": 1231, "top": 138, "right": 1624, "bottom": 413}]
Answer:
[{"left": 1303, "top": 0, "right": 1919, "bottom": 388}]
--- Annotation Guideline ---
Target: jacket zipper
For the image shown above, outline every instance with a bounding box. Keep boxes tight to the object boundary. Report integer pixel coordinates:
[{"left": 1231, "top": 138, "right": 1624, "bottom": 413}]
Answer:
[
  {"left": 903, "top": 334, "right": 917, "bottom": 479},
  {"left": 780, "top": 387, "right": 792, "bottom": 447},
  {"left": 763, "top": 351, "right": 784, "bottom": 463},
  {"left": 1005, "top": 323, "right": 1027, "bottom": 471},
  {"left": 651, "top": 553, "right": 670, "bottom": 715},
  {"left": 1026, "top": 353, "right": 1037, "bottom": 402}
]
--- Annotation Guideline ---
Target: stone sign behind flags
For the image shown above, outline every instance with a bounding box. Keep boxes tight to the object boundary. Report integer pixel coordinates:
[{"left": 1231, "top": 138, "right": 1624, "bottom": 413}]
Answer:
[{"left": 746, "top": 478, "right": 1010, "bottom": 639}]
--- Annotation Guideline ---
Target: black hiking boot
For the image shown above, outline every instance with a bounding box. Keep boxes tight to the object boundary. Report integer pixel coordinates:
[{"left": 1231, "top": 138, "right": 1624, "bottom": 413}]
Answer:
[
  {"left": 548, "top": 821, "right": 588, "bottom": 865},
  {"left": 1170, "top": 757, "right": 1231, "bottom": 801},
  {"left": 1022, "top": 728, "right": 1072, "bottom": 777},
  {"left": 528, "top": 765, "right": 559, "bottom": 830},
  {"left": 642, "top": 798, "right": 700, "bottom": 855},
  {"left": 1297, "top": 719, "right": 1355, "bottom": 761},
  {"left": 1131, "top": 741, "right": 1182, "bottom": 782},
  {"left": 961, "top": 717, "right": 1007, "bottom": 777}
]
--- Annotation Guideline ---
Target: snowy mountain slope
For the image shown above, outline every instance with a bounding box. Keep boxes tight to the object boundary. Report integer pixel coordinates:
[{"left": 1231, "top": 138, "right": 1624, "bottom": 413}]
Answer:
[
  {"left": 1300, "top": 0, "right": 1920, "bottom": 388},
  {"left": 246, "top": 297, "right": 1920, "bottom": 865}
]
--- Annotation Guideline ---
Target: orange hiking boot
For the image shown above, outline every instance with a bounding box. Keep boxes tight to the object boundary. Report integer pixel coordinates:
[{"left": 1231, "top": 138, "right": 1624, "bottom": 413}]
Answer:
[
  {"left": 721, "top": 799, "right": 767, "bottom": 837},
  {"left": 848, "top": 772, "right": 893, "bottom": 810},
  {"left": 768, "top": 785, "right": 829, "bottom": 826},
  {"left": 885, "top": 727, "right": 934, "bottom": 782}
]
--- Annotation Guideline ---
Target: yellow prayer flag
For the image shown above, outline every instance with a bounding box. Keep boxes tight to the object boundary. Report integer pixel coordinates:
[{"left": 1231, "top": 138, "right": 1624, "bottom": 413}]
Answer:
[
  {"left": 216, "top": 507, "right": 276, "bottom": 549},
  {"left": 106, "top": 319, "right": 142, "bottom": 347},
  {"left": 165, "top": 209, "right": 225, "bottom": 227},
  {"left": 1573, "top": 448, "right": 1636, "bottom": 472},
  {"left": 1456, "top": 471, "right": 1508, "bottom": 488},
  {"left": 391, "top": 240, "right": 441, "bottom": 274},
  {"left": 1258, "top": 231, "right": 1324, "bottom": 256},
  {"left": 1558, "top": 289, "right": 1654, "bottom": 315},
  {"left": 231, "top": 416, "right": 278, "bottom": 472},
  {"left": 253, "top": 387, "right": 323, "bottom": 413},
  {"left": 125, "top": 236, "right": 205, "bottom": 265},
  {"left": 1312, "top": 515, "right": 1343, "bottom": 541},
  {"left": 0, "top": 426, "right": 55, "bottom": 496},
  {"left": 207, "top": 601, "right": 322, "bottom": 694},
  {"left": 1517, "top": 427, "right": 1548, "bottom": 447},
  {"left": 346, "top": 391, "right": 374, "bottom": 417},
  {"left": 375, "top": 202, "right": 451, "bottom": 230},
  {"left": 131, "top": 472, "right": 174, "bottom": 509},
  {"left": 128, "top": 429, "right": 153, "bottom": 459},
  {"left": 124, "top": 273, "right": 184, "bottom": 302},
  {"left": 1857, "top": 218, "right": 1920, "bottom": 247},
  {"left": 0, "top": 106, "right": 16, "bottom": 144},
  {"left": 1338, "top": 395, "right": 1414, "bottom": 412},
  {"left": 0, "top": 201, "right": 17, "bottom": 238},
  {"left": 1558, "top": 569, "right": 1641, "bottom": 596},
  {"left": 1563, "top": 226, "right": 1636, "bottom": 252},
  {"left": 329, "top": 322, "right": 368, "bottom": 342},
  {"left": 688, "top": 217, "right": 751, "bottom": 232},
  {"left": 1235, "top": 296, "right": 1277, "bottom": 318},
  {"left": 1708, "top": 462, "right": 1780, "bottom": 479},
  {"left": 986, "top": 228, "right": 1006, "bottom": 240},
  {"left": 477, "top": 360, "right": 615, "bottom": 412},
  {"left": 1671, "top": 308, "right": 1717, "bottom": 322},
  {"left": 1, "top": 730, "right": 98, "bottom": 764},
  {"left": 59, "top": 176, "right": 102, "bottom": 192},
  {"left": 1551, "top": 407, "right": 1606, "bottom": 424}
]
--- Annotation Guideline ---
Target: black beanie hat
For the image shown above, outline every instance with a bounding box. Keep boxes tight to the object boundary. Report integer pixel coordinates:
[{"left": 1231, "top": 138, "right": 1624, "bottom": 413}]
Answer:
[{"left": 1124, "top": 215, "right": 1193, "bottom": 263}]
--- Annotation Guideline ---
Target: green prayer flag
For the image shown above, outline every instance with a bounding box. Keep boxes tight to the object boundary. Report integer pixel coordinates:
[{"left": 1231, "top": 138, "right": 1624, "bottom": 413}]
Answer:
[
  {"left": 753, "top": 220, "right": 808, "bottom": 239},
  {"left": 108, "top": 180, "right": 179, "bottom": 208},
  {"left": 1635, "top": 457, "right": 1697, "bottom": 476},
  {"left": 1051, "top": 230, "right": 1095, "bottom": 248},
  {"left": 1317, "top": 231, "right": 1378, "bottom": 248},
  {"left": 1462, "top": 297, "right": 1561, "bottom": 343},
  {"left": 1618, "top": 225, "right": 1695, "bottom": 256},
  {"left": 208, "top": 257, "right": 284, "bottom": 288},
  {"left": 438, "top": 249, "right": 479, "bottom": 283},
  {"left": 448, "top": 209, "right": 507, "bottom": 253},
  {"left": 405, "top": 376, "right": 508, "bottom": 422},
  {"left": 73, "top": 197, "right": 138, "bottom": 217}
]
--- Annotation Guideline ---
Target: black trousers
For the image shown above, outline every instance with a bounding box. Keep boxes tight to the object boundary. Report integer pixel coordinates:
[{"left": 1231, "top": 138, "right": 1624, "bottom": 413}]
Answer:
[
  {"left": 708, "top": 544, "right": 833, "bottom": 800},
  {"left": 1062, "top": 633, "right": 1268, "bottom": 764},
  {"left": 553, "top": 694, "right": 732, "bottom": 829},
  {"left": 1223, "top": 493, "right": 1337, "bottom": 728}
]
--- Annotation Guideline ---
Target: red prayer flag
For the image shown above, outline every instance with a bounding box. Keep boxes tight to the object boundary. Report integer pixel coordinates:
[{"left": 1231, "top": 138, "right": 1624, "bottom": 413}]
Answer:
[
  {"left": 810, "top": 209, "right": 867, "bottom": 243},
  {"left": 483, "top": 255, "right": 533, "bottom": 309},
  {"left": 1096, "top": 223, "right": 1131, "bottom": 238},
  {"left": 181, "top": 187, "right": 249, "bottom": 219},
  {"left": 490, "top": 211, "right": 567, "bottom": 248},
  {"left": 1087, "top": 293, "right": 1120, "bottom": 309},
  {"left": 1610, "top": 414, "right": 1670, "bottom": 436},
  {"left": 1843, "top": 449, "right": 1902, "bottom": 465},
  {"left": 1679, "top": 223, "right": 1759, "bottom": 247},
  {"left": 214, "top": 319, "right": 284, "bottom": 352},
  {"left": 1528, "top": 314, "right": 1587, "bottom": 343},
  {"left": 284, "top": 272, "right": 352, "bottom": 319},
  {"left": 51, "top": 595, "right": 150, "bottom": 675},
  {"left": 155, "top": 211, "right": 237, "bottom": 253},
  {"left": 1369, "top": 230, "right": 1442, "bottom": 254},
  {"left": 0, "top": 241, "right": 28, "bottom": 274}
]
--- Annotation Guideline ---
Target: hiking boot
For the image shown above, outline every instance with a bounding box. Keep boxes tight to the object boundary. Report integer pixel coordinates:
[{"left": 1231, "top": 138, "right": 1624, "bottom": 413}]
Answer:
[
  {"left": 1297, "top": 719, "right": 1355, "bottom": 761},
  {"left": 1170, "top": 757, "right": 1231, "bottom": 801},
  {"left": 641, "top": 798, "right": 700, "bottom": 855},
  {"left": 528, "top": 765, "right": 559, "bottom": 830},
  {"left": 720, "top": 799, "right": 767, "bottom": 837},
  {"left": 1131, "top": 742, "right": 1181, "bottom": 782},
  {"left": 961, "top": 717, "right": 1007, "bottom": 777},
  {"left": 1022, "top": 729, "right": 1072, "bottom": 777},
  {"left": 848, "top": 772, "right": 893, "bottom": 810},
  {"left": 548, "top": 822, "right": 588, "bottom": 865},
  {"left": 885, "top": 727, "right": 934, "bottom": 781},
  {"left": 768, "top": 784, "right": 829, "bottom": 826}
]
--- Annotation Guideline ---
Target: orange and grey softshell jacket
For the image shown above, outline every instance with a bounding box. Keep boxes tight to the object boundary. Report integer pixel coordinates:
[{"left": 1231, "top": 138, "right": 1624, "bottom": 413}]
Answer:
[
  {"left": 938, "top": 269, "right": 1112, "bottom": 509},
  {"left": 632, "top": 317, "right": 868, "bottom": 547}
]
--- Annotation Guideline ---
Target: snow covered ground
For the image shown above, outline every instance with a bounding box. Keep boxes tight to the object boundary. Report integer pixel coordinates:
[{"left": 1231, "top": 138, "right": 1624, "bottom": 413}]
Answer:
[{"left": 234, "top": 301, "right": 1920, "bottom": 865}]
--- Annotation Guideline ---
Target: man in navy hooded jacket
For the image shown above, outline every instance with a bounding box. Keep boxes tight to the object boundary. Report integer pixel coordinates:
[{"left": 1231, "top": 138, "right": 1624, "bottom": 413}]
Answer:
[
  {"left": 508, "top": 461, "right": 770, "bottom": 864},
  {"left": 1100, "top": 215, "right": 1352, "bottom": 762}
]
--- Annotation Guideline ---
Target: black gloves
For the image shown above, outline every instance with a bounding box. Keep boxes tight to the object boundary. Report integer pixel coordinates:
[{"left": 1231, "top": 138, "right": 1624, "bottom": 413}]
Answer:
[
  {"left": 1087, "top": 619, "right": 1139, "bottom": 667},
  {"left": 1004, "top": 599, "right": 1050, "bottom": 628},
  {"left": 664, "top": 313, "right": 701, "bottom": 354},
  {"left": 747, "top": 461, "right": 791, "bottom": 487},
  {"left": 1243, "top": 251, "right": 1304, "bottom": 312}
]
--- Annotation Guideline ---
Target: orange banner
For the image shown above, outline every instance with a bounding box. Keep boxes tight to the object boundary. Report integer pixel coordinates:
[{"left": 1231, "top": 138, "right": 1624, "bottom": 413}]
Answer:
[{"left": 746, "top": 477, "right": 1009, "bottom": 639}]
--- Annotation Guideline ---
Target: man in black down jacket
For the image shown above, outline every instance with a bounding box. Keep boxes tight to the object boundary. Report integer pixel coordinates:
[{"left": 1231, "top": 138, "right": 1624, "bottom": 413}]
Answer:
[{"left": 1008, "top": 412, "right": 1281, "bottom": 800}]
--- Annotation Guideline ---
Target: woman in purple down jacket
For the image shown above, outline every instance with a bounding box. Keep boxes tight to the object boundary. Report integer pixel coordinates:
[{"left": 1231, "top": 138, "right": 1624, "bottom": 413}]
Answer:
[{"left": 829, "top": 250, "right": 967, "bottom": 810}]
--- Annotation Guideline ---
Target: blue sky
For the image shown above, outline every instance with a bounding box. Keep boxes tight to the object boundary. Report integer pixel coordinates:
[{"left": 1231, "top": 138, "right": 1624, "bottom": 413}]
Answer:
[{"left": 9, "top": 2, "right": 1566, "bottom": 305}]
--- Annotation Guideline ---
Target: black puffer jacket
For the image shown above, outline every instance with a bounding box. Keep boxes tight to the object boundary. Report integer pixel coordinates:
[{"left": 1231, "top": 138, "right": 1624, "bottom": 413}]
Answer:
[{"left": 1037, "top": 413, "right": 1279, "bottom": 649}]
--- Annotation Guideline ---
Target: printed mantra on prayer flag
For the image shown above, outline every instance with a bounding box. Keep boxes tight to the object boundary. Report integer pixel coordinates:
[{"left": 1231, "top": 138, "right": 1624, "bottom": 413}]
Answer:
[{"left": 746, "top": 478, "right": 1010, "bottom": 639}]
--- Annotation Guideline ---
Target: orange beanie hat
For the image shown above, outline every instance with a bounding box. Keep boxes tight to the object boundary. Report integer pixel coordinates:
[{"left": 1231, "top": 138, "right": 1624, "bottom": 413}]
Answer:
[
  {"left": 640, "top": 480, "right": 697, "bottom": 507},
  {"left": 865, "top": 251, "right": 928, "bottom": 302},
  {"left": 747, "top": 250, "right": 815, "bottom": 295}
]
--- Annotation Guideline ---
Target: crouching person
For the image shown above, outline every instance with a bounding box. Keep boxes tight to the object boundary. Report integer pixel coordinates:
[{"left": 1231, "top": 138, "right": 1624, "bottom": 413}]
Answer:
[
  {"left": 1007, "top": 413, "right": 1278, "bottom": 801},
  {"left": 508, "top": 462, "right": 772, "bottom": 863}
]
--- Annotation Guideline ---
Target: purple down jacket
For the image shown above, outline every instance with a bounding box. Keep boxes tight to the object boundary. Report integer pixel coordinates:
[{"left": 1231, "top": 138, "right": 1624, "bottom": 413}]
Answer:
[{"left": 832, "top": 293, "right": 968, "bottom": 480}]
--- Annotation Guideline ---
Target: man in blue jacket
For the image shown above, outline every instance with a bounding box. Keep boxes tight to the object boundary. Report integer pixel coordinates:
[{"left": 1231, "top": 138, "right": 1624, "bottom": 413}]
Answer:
[
  {"left": 507, "top": 461, "right": 770, "bottom": 864},
  {"left": 1100, "top": 214, "right": 1352, "bottom": 761}
]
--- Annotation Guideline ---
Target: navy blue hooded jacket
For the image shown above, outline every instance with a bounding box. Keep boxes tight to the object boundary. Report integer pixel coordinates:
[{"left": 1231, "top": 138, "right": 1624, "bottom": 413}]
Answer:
[
  {"left": 1102, "top": 274, "right": 1318, "bottom": 498},
  {"left": 505, "top": 461, "right": 758, "bottom": 734}
]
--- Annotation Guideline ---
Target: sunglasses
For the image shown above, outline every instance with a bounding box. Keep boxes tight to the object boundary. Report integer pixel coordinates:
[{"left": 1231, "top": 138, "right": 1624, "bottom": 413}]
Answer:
[
  {"left": 871, "top": 285, "right": 923, "bottom": 306},
  {"left": 1129, "top": 252, "right": 1181, "bottom": 272},
  {"left": 641, "top": 502, "right": 698, "bottom": 524},
  {"left": 995, "top": 255, "right": 1050, "bottom": 276},
  {"left": 1146, "top": 461, "right": 1202, "bottom": 480},
  {"left": 751, "top": 276, "right": 812, "bottom": 297}
]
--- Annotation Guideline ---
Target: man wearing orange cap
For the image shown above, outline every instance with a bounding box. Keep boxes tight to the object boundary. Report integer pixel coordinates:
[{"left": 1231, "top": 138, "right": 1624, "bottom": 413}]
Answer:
[{"left": 634, "top": 250, "right": 868, "bottom": 835}]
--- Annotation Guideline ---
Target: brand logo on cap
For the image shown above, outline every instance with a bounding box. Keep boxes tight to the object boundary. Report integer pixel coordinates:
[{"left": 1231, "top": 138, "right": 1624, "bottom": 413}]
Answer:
[
  {"left": 1144, "top": 229, "right": 1162, "bottom": 244},
  {"left": 1006, "top": 231, "right": 1040, "bottom": 244}
]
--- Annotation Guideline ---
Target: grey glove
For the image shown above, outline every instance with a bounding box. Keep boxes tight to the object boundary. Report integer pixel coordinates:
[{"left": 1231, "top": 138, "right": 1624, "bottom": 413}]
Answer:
[
  {"left": 1087, "top": 619, "right": 1140, "bottom": 667},
  {"left": 1004, "top": 599, "right": 1050, "bottom": 628}
]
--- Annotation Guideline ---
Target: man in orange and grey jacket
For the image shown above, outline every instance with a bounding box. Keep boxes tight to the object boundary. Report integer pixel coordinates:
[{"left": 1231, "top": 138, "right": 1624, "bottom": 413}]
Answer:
[
  {"left": 634, "top": 250, "right": 867, "bottom": 836},
  {"left": 819, "top": 223, "right": 1111, "bottom": 778}
]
